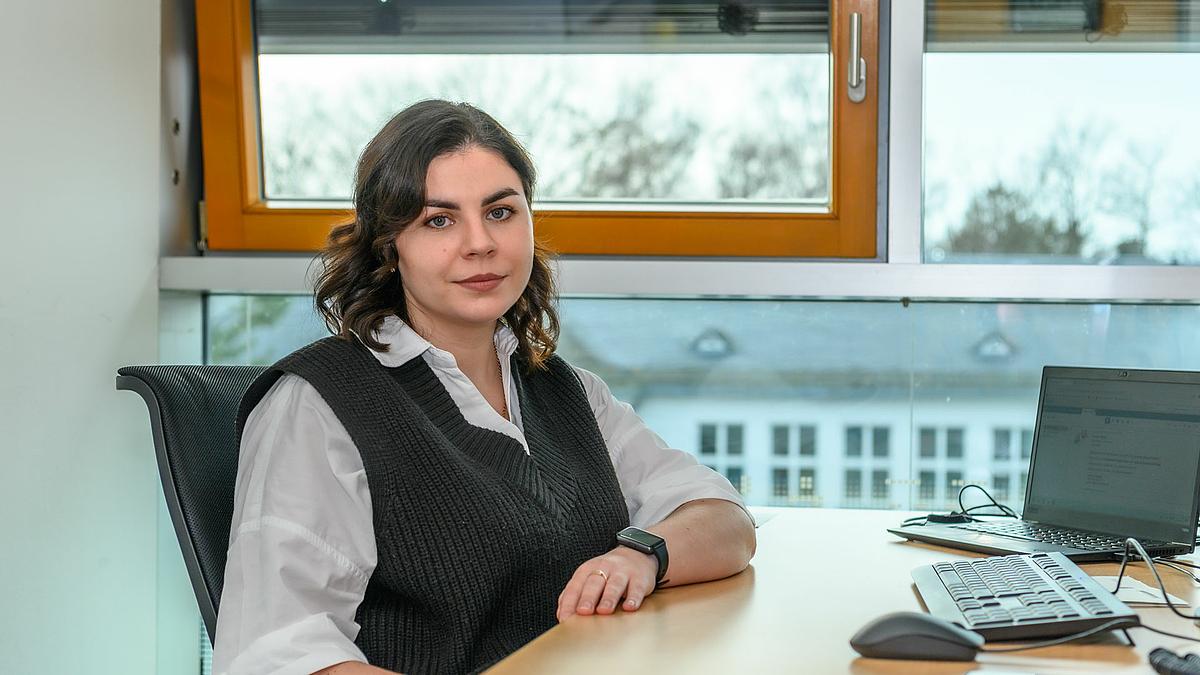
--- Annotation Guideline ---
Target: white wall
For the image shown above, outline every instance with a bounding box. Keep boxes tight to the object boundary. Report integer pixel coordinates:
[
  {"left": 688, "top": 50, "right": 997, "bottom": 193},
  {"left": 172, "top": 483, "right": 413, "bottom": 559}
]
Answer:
[{"left": 0, "top": 1, "right": 161, "bottom": 673}]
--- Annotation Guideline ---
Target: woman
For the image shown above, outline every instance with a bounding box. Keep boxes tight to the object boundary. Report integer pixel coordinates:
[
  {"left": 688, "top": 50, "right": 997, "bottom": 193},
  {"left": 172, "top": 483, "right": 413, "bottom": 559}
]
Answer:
[{"left": 213, "top": 100, "right": 756, "bottom": 675}]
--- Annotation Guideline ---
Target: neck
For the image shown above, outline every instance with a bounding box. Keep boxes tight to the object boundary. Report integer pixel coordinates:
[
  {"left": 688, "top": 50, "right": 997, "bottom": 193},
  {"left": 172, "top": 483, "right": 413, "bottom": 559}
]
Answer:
[{"left": 408, "top": 313, "right": 500, "bottom": 379}]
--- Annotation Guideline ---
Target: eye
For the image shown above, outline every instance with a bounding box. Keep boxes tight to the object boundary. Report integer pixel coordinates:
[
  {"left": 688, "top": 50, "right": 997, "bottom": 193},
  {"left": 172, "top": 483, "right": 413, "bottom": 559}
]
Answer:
[
  {"left": 426, "top": 214, "right": 452, "bottom": 229},
  {"left": 487, "top": 206, "right": 514, "bottom": 221}
]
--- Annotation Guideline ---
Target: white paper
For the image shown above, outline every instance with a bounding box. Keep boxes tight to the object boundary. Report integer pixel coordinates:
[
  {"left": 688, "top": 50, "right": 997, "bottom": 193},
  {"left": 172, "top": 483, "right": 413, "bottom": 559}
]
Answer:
[{"left": 1093, "top": 576, "right": 1189, "bottom": 606}]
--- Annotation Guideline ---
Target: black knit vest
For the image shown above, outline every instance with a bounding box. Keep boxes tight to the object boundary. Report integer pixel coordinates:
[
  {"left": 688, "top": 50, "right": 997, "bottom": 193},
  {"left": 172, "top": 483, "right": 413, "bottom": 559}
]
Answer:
[{"left": 235, "top": 336, "right": 630, "bottom": 675}]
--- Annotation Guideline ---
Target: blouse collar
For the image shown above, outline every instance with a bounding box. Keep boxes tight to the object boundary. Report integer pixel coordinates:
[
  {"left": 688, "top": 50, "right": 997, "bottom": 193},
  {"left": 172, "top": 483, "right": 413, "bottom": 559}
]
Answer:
[{"left": 367, "top": 315, "right": 519, "bottom": 369}]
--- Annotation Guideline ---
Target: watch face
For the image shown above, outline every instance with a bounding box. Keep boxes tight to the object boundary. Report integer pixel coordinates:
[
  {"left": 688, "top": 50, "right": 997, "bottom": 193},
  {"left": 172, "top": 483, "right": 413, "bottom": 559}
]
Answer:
[{"left": 620, "top": 528, "right": 662, "bottom": 548}]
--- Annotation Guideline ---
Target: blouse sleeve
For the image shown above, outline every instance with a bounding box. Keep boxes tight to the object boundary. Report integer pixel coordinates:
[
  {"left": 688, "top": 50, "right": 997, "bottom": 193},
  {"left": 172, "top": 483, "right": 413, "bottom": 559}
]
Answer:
[
  {"left": 572, "top": 367, "right": 754, "bottom": 529},
  {"left": 212, "top": 374, "right": 377, "bottom": 675}
]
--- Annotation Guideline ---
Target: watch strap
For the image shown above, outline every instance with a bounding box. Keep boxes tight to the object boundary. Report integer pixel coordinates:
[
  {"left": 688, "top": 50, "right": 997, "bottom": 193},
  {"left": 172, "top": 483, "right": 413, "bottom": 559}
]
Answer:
[{"left": 616, "top": 526, "right": 669, "bottom": 584}]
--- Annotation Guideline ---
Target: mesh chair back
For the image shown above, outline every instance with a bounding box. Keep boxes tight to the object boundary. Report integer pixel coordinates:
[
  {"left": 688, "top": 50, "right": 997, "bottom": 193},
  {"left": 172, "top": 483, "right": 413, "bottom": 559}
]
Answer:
[{"left": 117, "top": 364, "right": 267, "bottom": 641}]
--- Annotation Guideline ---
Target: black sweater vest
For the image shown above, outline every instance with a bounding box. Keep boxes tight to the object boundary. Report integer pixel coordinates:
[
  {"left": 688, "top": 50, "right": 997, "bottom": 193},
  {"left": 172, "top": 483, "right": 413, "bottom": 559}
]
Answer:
[{"left": 235, "top": 336, "right": 630, "bottom": 675}]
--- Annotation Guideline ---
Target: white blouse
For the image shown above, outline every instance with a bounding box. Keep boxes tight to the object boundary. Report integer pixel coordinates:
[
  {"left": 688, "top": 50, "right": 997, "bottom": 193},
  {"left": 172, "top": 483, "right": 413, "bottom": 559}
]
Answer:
[{"left": 212, "top": 316, "right": 750, "bottom": 675}]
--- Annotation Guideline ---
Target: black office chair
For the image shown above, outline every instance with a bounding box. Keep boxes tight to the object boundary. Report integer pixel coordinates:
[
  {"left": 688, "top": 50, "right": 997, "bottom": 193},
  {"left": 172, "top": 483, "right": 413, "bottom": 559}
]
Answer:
[{"left": 116, "top": 365, "right": 266, "bottom": 643}]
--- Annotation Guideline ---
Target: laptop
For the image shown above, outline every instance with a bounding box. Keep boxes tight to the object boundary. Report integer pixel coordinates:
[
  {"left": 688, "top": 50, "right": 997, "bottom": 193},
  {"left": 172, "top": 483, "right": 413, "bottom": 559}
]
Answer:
[{"left": 889, "top": 366, "right": 1200, "bottom": 561}]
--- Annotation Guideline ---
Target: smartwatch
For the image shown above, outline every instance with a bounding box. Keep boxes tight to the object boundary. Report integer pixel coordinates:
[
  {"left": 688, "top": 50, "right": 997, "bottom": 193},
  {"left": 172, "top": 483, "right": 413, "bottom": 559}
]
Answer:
[{"left": 616, "top": 526, "right": 669, "bottom": 585}]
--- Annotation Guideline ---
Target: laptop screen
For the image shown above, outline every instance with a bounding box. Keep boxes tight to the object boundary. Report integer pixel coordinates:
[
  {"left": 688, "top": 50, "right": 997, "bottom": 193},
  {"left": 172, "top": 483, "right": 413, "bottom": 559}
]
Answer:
[{"left": 1023, "top": 367, "right": 1200, "bottom": 544}]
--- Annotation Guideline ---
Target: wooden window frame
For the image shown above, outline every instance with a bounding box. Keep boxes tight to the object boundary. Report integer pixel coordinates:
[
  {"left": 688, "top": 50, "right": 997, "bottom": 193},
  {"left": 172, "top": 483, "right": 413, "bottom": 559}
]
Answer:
[{"left": 196, "top": 0, "right": 879, "bottom": 256}]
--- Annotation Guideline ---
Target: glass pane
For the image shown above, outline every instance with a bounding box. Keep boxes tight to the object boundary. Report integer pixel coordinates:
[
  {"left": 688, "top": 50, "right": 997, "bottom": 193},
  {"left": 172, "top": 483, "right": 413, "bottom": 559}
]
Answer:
[
  {"left": 206, "top": 295, "right": 1200, "bottom": 512},
  {"left": 255, "top": 1, "right": 831, "bottom": 207},
  {"left": 772, "top": 425, "right": 790, "bottom": 456},
  {"left": 872, "top": 426, "right": 889, "bottom": 457},
  {"left": 799, "top": 425, "right": 816, "bottom": 456},
  {"left": 923, "top": 0, "right": 1200, "bottom": 264}
]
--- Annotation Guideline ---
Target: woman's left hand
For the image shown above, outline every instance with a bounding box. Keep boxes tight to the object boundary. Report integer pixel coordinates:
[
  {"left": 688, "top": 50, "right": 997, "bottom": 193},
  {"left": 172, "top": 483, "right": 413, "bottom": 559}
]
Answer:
[{"left": 556, "top": 546, "right": 658, "bottom": 621}]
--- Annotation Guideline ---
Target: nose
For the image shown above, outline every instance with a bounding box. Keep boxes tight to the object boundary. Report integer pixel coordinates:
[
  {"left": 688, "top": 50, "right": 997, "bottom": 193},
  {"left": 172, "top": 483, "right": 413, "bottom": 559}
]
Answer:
[{"left": 461, "top": 215, "right": 497, "bottom": 257}]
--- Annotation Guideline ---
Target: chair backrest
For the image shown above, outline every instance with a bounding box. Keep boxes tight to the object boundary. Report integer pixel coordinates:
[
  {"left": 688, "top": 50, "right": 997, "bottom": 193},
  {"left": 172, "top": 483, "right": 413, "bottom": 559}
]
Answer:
[{"left": 116, "top": 364, "right": 267, "bottom": 642}]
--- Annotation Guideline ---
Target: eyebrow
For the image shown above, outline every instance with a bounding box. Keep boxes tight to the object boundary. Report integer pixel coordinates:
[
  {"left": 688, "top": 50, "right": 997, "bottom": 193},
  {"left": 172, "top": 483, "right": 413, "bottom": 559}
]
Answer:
[{"left": 424, "top": 187, "right": 520, "bottom": 211}]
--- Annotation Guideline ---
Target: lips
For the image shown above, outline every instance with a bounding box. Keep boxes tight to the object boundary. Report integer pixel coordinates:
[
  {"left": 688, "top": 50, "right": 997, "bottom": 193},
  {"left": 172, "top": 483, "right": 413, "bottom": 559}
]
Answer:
[{"left": 455, "top": 273, "right": 505, "bottom": 291}]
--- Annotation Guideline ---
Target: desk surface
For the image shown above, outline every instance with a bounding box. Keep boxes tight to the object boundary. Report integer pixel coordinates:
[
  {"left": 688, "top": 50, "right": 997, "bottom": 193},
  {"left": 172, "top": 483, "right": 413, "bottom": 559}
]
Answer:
[{"left": 486, "top": 508, "right": 1200, "bottom": 674}]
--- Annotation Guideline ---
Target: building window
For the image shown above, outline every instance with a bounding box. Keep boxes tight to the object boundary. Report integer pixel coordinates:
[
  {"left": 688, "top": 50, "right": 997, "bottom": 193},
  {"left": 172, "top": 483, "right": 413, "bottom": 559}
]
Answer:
[
  {"left": 845, "top": 469, "right": 862, "bottom": 499},
  {"left": 946, "top": 427, "right": 964, "bottom": 458},
  {"left": 773, "top": 468, "right": 790, "bottom": 499},
  {"left": 726, "top": 424, "right": 744, "bottom": 456},
  {"left": 993, "top": 428, "right": 1011, "bottom": 460},
  {"left": 726, "top": 466, "right": 744, "bottom": 493},
  {"left": 918, "top": 427, "right": 937, "bottom": 458},
  {"left": 872, "top": 469, "right": 889, "bottom": 500},
  {"left": 872, "top": 426, "right": 889, "bottom": 458},
  {"left": 699, "top": 424, "right": 717, "bottom": 455},
  {"left": 919, "top": 470, "right": 936, "bottom": 501},
  {"left": 946, "top": 471, "right": 963, "bottom": 499},
  {"left": 993, "top": 473, "right": 1010, "bottom": 501},
  {"left": 799, "top": 468, "right": 816, "bottom": 497},
  {"left": 1021, "top": 428, "right": 1033, "bottom": 459},
  {"left": 846, "top": 426, "right": 863, "bottom": 457},
  {"left": 772, "top": 424, "right": 789, "bottom": 456},
  {"left": 799, "top": 425, "right": 816, "bottom": 456},
  {"left": 1019, "top": 471, "right": 1028, "bottom": 500}
]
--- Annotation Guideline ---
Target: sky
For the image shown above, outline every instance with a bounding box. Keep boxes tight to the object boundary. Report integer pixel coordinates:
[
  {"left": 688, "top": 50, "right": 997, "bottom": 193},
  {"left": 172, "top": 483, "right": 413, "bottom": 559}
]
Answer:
[{"left": 257, "top": 48, "right": 1200, "bottom": 261}]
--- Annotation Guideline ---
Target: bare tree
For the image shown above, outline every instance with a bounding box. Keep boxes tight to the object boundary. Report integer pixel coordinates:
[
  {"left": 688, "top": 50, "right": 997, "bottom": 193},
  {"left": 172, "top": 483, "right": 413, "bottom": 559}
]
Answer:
[
  {"left": 943, "top": 182, "right": 1077, "bottom": 255},
  {"left": 565, "top": 84, "right": 700, "bottom": 199},
  {"left": 1104, "top": 141, "right": 1165, "bottom": 256},
  {"left": 1033, "top": 121, "right": 1117, "bottom": 256}
]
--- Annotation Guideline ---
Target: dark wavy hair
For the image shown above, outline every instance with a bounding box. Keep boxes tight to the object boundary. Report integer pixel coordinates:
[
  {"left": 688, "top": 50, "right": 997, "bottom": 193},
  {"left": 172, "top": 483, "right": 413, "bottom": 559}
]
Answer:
[{"left": 314, "top": 99, "right": 559, "bottom": 368}]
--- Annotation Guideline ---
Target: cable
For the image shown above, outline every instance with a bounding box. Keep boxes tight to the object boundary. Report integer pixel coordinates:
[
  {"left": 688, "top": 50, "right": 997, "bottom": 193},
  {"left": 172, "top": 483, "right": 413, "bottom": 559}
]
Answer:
[
  {"left": 1140, "top": 624, "right": 1200, "bottom": 644},
  {"left": 957, "top": 484, "right": 1019, "bottom": 519},
  {"left": 1115, "top": 538, "right": 1197, "bottom": 622},
  {"left": 901, "top": 484, "right": 1019, "bottom": 526},
  {"left": 1157, "top": 560, "right": 1200, "bottom": 585},
  {"left": 1165, "top": 559, "right": 1200, "bottom": 571},
  {"left": 977, "top": 618, "right": 1134, "bottom": 653}
]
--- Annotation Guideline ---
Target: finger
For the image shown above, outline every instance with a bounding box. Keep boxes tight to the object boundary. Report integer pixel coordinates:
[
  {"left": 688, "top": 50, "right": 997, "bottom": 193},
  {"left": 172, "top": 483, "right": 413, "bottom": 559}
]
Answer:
[
  {"left": 596, "top": 571, "right": 629, "bottom": 614},
  {"left": 575, "top": 571, "right": 610, "bottom": 616},
  {"left": 557, "top": 573, "right": 587, "bottom": 621},
  {"left": 622, "top": 577, "right": 651, "bottom": 612}
]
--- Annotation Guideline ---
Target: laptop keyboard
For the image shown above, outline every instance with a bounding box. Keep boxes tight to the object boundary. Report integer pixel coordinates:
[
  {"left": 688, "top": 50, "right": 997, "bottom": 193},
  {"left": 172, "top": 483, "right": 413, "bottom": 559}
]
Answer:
[
  {"left": 912, "top": 552, "right": 1140, "bottom": 640},
  {"left": 952, "top": 521, "right": 1166, "bottom": 552}
]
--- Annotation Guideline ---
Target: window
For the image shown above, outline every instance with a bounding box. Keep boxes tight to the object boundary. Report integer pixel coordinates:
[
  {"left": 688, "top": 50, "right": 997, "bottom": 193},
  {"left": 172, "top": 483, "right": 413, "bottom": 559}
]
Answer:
[
  {"left": 918, "top": 427, "right": 936, "bottom": 458},
  {"left": 923, "top": 0, "right": 1200, "bottom": 265},
  {"left": 845, "top": 469, "right": 862, "bottom": 499},
  {"left": 872, "top": 426, "right": 889, "bottom": 457},
  {"left": 918, "top": 470, "right": 936, "bottom": 501},
  {"left": 845, "top": 426, "right": 863, "bottom": 457},
  {"left": 206, "top": 296, "right": 1200, "bottom": 512},
  {"left": 726, "top": 467, "right": 745, "bottom": 494},
  {"left": 799, "top": 425, "right": 816, "bottom": 456},
  {"left": 772, "top": 425, "right": 790, "bottom": 456},
  {"left": 773, "top": 468, "right": 790, "bottom": 499},
  {"left": 799, "top": 468, "right": 816, "bottom": 497},
  {"left": 946, "top": 471, "right": 963, "bottom": 499},
  {"left": 993, "top": 474, "right": 1010, "bottom": 501},
  {"left": 871, "top": 470, "right": 889, "bottom": 500},
  {"left": 946, "top": 428, "right": 964, "bottom": 459},
  {"left": 993, "top": 428, "right": 1011, "bottom": 460},
  {"left": 699, "top": 424, "right": 717, "bottom": 456},
  {"left": 727, "top": 424, "right": 744, "bottom": 456},
  {"left": 1021, "top": 429, "right": 1033, "bottom": 459},
  {"left": 195, "top": 0, "right": 882, "bottom": 256}
]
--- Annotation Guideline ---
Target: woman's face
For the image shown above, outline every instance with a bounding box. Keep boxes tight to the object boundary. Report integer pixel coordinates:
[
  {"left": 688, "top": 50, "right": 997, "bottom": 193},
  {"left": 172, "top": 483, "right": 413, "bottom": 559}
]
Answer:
[{"left": 394, "top": 146, "right": 534, "bottom": 341}]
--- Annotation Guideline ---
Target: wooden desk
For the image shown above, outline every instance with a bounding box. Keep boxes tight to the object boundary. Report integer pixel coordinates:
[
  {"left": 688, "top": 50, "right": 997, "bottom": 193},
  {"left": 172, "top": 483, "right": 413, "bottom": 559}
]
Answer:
[{"left": 486, "top": 509, "right": 1200, "bottom": 674}]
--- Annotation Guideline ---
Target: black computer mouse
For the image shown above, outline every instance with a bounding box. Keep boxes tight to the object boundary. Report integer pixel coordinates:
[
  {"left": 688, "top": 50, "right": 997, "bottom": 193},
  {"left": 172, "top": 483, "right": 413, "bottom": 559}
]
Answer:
[{"left": 850, "top": 611, "right": 984, "bottom": 661}]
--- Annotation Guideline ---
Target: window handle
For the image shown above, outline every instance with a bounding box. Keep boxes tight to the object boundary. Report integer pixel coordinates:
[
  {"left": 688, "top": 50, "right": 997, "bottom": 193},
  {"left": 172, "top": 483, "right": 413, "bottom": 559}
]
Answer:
[{"left": 848, "top": 12, "right": 867, "bottom": 103}]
